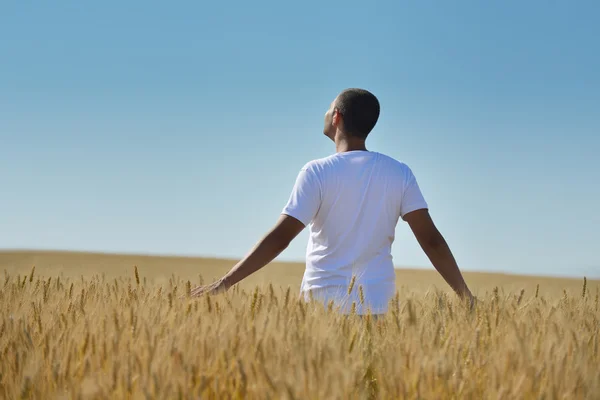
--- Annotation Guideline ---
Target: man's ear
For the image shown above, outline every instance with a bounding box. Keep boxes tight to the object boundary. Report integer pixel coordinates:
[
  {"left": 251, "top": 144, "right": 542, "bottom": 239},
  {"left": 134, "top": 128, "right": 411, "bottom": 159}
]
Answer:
[{"left": 332, "top": 109, "right": 342, "bottom": 127}]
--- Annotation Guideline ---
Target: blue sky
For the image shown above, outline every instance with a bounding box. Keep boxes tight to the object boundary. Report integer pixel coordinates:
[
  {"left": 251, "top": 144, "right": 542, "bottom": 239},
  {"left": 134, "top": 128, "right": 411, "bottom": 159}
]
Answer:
[{"left": 1, "top": 1, "right": 599, "bottom": 278}]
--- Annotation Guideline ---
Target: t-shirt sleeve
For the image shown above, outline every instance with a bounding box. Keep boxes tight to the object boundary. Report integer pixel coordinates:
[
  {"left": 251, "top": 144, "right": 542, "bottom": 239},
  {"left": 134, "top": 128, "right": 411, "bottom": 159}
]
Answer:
[
  {"left": 281, "top": 164, "right": 321, "bottom": 226},
  {"left": 400, "top": 167, "right": 429, "bottom": 218}
]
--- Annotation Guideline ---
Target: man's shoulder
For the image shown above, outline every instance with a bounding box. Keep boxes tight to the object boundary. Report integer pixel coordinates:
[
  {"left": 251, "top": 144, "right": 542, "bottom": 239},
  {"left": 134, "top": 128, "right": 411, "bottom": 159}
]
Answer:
[
  {"left": 299, "top": 154, "right": 338, "bottom": 172},
  {"left": 368, "top": 152, "right": 415, "bottom": 177},
  {"left": 373, "top": 152, "right": 411, "bottom": 170}
]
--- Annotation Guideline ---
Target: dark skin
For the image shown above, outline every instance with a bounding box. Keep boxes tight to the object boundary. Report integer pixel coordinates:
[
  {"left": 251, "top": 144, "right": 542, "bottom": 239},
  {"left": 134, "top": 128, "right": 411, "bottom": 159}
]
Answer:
[
  {"left": 190, "top": 95, "right": 474, "bottom": 304},
  {"left": 403, "top": 209, "right": 472, "bottom": 299},
  {"left": 189, "top": 214, "right": 305, "bottom": 297}
]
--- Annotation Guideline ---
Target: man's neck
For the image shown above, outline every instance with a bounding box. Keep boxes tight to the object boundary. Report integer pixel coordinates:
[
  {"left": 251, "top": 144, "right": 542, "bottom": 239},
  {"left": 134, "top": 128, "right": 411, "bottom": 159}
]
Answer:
[{"left": 335, "top": 137, "right": 367, "bottom": 153}]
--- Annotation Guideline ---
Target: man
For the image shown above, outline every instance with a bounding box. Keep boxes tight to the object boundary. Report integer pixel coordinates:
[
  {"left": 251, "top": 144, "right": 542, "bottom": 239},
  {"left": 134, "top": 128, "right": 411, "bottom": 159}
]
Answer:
[{"left": 190, "top": 88, "right": 473, "bottom": 314}]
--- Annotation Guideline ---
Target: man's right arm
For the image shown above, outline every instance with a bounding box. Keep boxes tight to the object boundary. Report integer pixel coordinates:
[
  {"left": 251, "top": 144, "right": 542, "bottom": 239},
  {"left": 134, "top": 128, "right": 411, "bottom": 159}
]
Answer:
[{"left": 403, "top": 209, "right": 473, "bottom": 300}]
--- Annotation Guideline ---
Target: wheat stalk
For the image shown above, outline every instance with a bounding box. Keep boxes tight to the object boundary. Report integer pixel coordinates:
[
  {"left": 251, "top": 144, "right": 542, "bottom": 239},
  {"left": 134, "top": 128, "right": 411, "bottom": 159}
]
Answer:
[{"left": 347, "top": 276, "right": 356, "bottom": 295}]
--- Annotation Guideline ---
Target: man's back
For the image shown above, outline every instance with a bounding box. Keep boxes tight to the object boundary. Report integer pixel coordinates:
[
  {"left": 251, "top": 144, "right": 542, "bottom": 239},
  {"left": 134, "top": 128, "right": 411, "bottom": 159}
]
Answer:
[{"left": 282, "top": 150, "right": 428, "bottom": 314}]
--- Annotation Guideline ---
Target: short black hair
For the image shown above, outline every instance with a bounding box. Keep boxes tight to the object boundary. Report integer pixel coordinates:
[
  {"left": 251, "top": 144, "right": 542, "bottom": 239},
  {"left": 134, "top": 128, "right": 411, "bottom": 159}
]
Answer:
[{"left": 335, "top": 88, "right": 380, "bottom": 139}]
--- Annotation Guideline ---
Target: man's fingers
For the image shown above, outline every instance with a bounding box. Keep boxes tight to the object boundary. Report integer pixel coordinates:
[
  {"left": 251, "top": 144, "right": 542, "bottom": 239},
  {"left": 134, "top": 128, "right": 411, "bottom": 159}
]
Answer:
[
  {"left": 189, "top": 286, "right": 207, "bottom": 297},
  {"left": 188, "top": 281, "right": 226, "bottom": 298}
]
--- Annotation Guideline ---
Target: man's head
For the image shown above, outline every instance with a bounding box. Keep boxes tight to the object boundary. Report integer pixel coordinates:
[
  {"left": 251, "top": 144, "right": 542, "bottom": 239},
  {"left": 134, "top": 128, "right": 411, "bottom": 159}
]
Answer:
[{"left": 323, "top": 88, "right": 380, "bottom": 141}]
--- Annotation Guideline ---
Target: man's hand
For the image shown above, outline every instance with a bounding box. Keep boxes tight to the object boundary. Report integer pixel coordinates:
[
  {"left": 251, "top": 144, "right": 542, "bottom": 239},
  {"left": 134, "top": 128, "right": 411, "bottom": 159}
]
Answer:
[
  {"left": 189, "top": 278, "right": 228, "bottom": 298},
  {"left": 403, "top": 208, "right": 473, "bottom": 299}
]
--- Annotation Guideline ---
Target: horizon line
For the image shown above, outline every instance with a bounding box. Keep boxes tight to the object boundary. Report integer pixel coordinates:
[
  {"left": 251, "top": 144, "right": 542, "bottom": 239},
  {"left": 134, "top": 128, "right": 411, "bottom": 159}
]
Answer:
[{"left": 1, "top": 247, "right": 596, "bottom": 281}]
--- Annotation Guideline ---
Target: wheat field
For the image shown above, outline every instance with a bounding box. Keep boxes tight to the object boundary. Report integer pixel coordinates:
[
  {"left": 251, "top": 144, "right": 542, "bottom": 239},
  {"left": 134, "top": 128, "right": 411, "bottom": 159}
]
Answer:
[{"left": 1, "top": 251, "right": 599, "bottom": 399}]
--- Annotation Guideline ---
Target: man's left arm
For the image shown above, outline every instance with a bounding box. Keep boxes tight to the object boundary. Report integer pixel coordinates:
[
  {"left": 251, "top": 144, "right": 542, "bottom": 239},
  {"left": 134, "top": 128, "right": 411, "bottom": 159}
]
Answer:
[{"left": 190, "top": 215, "right": 305, "bottom": 296}]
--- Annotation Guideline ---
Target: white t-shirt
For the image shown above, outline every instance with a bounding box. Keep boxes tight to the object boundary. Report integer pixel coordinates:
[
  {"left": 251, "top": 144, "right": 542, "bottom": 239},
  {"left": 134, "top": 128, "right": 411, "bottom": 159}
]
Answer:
[{"left": 281, "top": 150, "right": 428, "bottom": 315}]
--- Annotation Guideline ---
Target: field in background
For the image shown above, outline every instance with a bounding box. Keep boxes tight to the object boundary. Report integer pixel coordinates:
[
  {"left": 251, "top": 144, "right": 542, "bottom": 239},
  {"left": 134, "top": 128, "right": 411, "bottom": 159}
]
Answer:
[
  {"left": 0, "top": 250, "right": 594, "bottom": 298},
  {"left": 1, "top": 251, "right": 599, "bottom": 398}
]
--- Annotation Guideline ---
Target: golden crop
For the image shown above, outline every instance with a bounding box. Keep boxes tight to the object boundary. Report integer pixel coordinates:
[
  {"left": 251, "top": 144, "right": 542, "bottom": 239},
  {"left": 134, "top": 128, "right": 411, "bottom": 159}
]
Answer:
[{"left": 1, "top": 261, "right": 598, "bottom": 400}]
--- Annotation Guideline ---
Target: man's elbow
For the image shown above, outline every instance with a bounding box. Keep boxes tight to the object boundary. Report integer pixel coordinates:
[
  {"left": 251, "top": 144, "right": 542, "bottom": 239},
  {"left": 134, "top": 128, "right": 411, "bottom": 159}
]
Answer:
[
  {"left": 266, "top": 233, "right": 292, "bottom": 254},
  {"left": 421, "top": 229, "right": 446, "bottom": 251},
  {"left": 274, "top": 238, "right": 291, "bottom": 254},
  {"left": 265, "top": 215, "right": 305, "bottom": 254}
]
